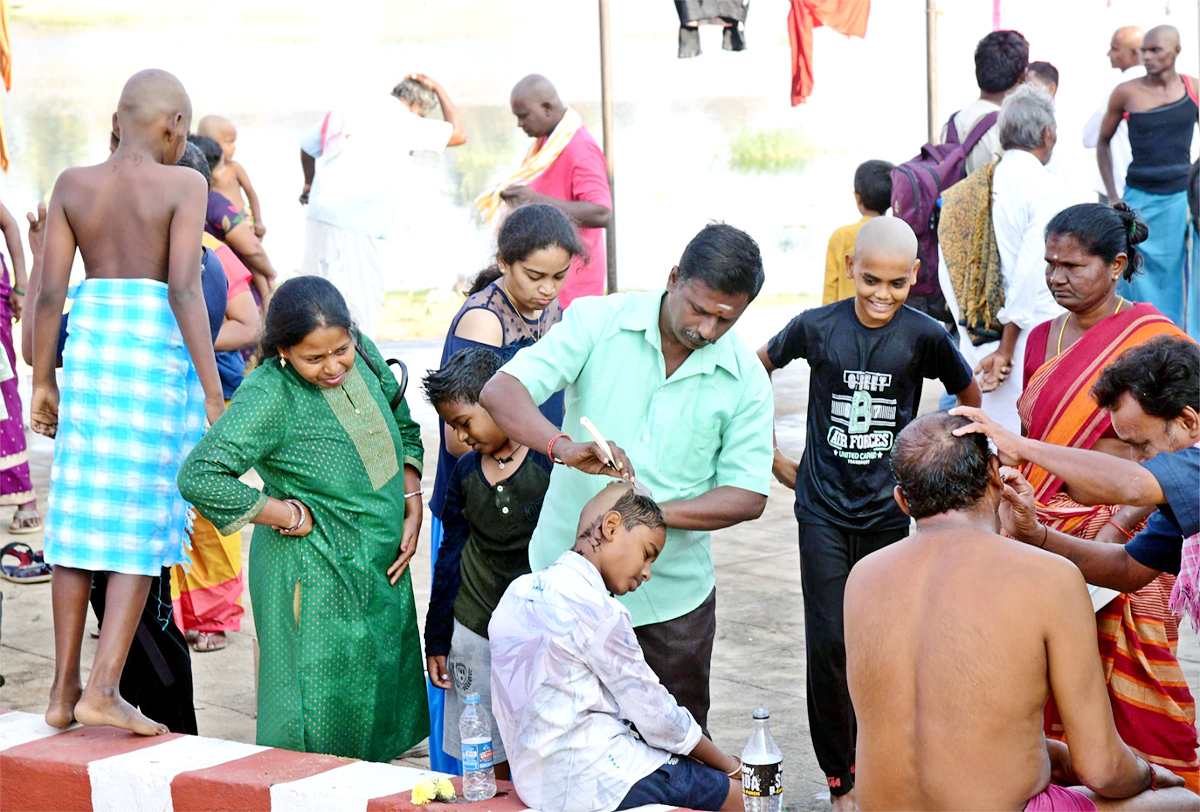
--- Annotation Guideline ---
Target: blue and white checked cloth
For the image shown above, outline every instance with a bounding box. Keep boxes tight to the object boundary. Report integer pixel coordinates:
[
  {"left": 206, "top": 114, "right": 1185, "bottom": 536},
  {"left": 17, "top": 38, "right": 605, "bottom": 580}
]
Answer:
[{"left": 44, "top": 278, "right": 205, "bottom": 575}]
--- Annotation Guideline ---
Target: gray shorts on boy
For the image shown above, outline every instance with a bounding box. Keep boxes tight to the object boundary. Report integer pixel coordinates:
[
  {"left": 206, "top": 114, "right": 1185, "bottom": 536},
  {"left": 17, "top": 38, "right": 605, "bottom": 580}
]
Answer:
[{"left": 442, "top": 619, "right": 508, "bottom": 763}]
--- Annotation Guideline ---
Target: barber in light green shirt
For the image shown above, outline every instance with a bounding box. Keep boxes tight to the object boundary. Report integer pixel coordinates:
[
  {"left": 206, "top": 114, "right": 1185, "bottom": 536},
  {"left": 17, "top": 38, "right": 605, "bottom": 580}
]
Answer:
[{"left": 481, "top": 223, "right": 773, "bottom": 731}]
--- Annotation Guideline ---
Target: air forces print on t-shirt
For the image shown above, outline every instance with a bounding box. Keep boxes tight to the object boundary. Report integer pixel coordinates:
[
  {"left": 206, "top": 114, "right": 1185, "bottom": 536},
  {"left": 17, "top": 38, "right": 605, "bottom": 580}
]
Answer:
[{"left": 828, "top": 370, "right": 898, "bottom": 464}]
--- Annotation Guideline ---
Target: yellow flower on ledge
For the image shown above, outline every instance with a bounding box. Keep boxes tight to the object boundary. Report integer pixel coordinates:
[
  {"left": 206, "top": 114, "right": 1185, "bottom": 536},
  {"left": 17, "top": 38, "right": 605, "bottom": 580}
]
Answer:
[
  {"left": 435, "top": 778, "right": 457, "bottom": 800},
  {"left": 410, "top": 777, "right": 458, "bottom": 805},
  {"left": 410, "top": 781, "right": 436, "bottom": 805}
]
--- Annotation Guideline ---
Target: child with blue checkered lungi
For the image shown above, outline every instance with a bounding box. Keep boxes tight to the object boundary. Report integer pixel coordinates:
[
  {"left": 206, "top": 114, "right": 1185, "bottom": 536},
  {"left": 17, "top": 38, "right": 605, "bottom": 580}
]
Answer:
[{"left": 29, "top": 70, "right": 225, "bottom": 737}]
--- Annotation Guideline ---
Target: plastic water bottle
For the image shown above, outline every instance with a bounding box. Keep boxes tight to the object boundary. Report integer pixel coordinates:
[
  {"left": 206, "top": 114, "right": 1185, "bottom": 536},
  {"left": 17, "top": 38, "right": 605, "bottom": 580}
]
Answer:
[
  {"left": 459, "top": 693, "right": 496, "bottom": 801},
  {"left": 741, "top": 707, "right": 783, "bottom": 812}
]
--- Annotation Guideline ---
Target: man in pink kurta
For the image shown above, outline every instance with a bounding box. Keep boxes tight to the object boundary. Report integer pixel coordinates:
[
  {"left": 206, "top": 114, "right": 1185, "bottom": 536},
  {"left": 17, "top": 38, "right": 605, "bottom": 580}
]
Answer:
[
  {"left": 500, "top": 75, "right": 613, "bottom": 308},
  {"left": 526, "top": 128, "right": 611, "bottom": 305}
]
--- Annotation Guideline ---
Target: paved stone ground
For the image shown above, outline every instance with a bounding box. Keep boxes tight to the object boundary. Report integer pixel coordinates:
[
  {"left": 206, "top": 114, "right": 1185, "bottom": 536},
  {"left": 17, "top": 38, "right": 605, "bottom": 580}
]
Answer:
[{"left": 1, "top": 305, "right": 1196, "bottom": 811}]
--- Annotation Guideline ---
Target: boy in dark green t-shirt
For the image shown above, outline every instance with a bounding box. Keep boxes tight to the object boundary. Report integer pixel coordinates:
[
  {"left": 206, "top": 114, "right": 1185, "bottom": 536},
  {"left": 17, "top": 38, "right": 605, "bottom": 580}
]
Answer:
[{"left": 422, "top": 347, "right": 552, "bottom": 778}]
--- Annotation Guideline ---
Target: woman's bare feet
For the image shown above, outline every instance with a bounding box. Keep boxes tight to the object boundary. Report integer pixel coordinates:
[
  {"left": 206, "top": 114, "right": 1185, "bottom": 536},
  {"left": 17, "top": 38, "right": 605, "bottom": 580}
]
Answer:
[
  {"left": 45, "top": 680, "right": 82, "bottom": 728},
  {"left": 74, "top": 688, "right": 167, "bottom": 736}
]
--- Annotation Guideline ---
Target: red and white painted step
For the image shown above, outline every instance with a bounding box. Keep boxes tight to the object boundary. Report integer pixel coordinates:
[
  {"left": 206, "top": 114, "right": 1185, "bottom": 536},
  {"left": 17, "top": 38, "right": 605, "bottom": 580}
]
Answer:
[{"left": 0, "top": 710, "right": 692, "bottom": 812}]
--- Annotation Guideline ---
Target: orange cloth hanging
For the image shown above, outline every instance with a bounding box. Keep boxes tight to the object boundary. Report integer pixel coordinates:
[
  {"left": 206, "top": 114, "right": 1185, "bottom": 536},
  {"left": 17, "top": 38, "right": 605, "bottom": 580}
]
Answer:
[
  {"left": 788, "top": 0, "right": 869, "bottom": 106},
  {"left": 0, "top": 0, "right": 12, "bottom": 171}
]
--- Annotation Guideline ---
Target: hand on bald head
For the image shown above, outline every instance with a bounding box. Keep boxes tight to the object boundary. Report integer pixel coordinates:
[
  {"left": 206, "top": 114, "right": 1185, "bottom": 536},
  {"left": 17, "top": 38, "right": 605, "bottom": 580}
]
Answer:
[
  {"left": 114, "top": 69, "right": 191, "bottom": 162},
  {"left": 890, "top": 412, "right": 998, "bottom": 521},
  {"left": 853, "top": 216, "right": 919, "bottom": 268},
  {"left": 577, "top": 482, "right": 635, "bottom": 537}
]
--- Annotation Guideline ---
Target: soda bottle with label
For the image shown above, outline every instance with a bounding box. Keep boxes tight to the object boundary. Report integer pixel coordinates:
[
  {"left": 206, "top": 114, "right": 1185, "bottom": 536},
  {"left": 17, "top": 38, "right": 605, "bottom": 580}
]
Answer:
[
  {"left": 741, "top": 707, "right": 783, "bottom": 812},
  {"left": 459, "top": 693, "right": 496, "bottom": 801}
]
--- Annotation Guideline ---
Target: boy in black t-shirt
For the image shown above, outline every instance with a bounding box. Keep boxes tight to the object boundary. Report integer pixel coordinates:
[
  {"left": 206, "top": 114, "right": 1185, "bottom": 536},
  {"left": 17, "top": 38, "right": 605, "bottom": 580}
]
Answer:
[
  {"left": 422, "top": 347, "right": 553, "bottom": 780},
  {"left": 757, "top": 217, "right": 981, "bottom": 811}
]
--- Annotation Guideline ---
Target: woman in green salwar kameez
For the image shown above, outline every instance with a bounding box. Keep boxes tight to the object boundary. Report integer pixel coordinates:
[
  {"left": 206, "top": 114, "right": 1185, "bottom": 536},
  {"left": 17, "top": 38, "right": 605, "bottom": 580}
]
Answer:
[{"left": 178, "top": 276, "right": 429, "bottom": 762}]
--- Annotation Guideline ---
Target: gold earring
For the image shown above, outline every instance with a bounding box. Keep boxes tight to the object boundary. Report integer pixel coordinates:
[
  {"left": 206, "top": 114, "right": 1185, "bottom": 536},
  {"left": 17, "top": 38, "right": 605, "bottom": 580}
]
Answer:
[{"left": 280, "top": 357, "right": 287, "bottom": 368}]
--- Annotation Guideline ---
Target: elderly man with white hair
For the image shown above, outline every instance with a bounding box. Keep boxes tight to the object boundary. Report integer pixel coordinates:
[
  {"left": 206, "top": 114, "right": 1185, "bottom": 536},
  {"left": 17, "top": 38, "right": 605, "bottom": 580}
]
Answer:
[{"left": 941, "top": 84, "right": 1068, "bottom": 433}]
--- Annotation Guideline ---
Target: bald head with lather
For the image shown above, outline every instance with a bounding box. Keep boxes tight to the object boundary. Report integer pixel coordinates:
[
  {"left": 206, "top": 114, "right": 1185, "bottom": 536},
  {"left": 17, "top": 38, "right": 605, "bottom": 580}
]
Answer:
[
  {"left": 510, "top": 74, "right": 566, "bottom": 139},
  {"left": 853, "top": 216, "right": 919, "bottom": 265},
  {"left": 113, "top": 69, "right": 192, "bottom": 163}
]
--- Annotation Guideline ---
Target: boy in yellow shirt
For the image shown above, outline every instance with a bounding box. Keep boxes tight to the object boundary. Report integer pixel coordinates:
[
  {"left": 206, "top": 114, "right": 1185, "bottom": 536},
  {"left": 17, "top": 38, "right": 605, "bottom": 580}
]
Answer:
[{"left": 822, "top": 159, "right": 893, "bottom": 304}]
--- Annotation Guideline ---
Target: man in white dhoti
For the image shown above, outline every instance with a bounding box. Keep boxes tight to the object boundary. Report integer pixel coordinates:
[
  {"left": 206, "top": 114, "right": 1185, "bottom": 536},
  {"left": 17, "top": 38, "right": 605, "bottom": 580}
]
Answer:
[{"left": 299, "top": 74, "right": 467, "bottom": 339}]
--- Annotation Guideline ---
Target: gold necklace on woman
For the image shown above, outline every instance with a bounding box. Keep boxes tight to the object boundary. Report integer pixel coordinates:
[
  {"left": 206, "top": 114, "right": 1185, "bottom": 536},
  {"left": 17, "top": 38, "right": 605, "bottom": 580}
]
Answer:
[{"left": 1057, "top": 296, "right": 1124, "bottom": 355}]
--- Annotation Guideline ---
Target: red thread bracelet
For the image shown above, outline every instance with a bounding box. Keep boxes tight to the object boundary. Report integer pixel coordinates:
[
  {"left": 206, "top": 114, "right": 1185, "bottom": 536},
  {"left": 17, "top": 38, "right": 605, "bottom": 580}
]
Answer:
[
  {"left": 547, "top": 433, "right": 570, "bottom": 464},
  {"left": 1107, "top": 520, "right": 1135, "bottom": 541}
]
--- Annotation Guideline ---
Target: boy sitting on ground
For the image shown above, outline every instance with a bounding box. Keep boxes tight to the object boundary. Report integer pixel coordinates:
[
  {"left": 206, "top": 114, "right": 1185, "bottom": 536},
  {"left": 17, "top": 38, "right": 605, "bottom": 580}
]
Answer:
[
  {"left": 822, "top": 159, "right": 893, "bottom": 305},
  {"left": 422, "top": 347, "right": 554, "bottom": 779},
  {"left": 846, "top": 412, "right": 1196, "bottom": 811},
  {"left": 489, "top": 483, "right": 744, "bottom": 812},
  {"left": 197, "top": 114, "right": 265, "bottom": 238}
]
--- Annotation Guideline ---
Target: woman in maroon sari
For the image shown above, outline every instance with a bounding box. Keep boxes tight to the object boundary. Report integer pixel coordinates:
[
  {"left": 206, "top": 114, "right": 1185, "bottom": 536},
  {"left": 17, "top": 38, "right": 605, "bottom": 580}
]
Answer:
[{"left": 1018, "top": 202, "right": 1196, "bottom": 791}]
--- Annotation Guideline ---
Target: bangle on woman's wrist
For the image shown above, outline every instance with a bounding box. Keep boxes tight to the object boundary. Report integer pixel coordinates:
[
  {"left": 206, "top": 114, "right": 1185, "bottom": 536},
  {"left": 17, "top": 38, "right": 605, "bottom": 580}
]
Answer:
[
  {"left": 1106, "top": 519, "right": 1135, "bottom": 541},
  {"left": 282, "top": 499, "right": 306, "bottom": 533},
  {"left": 404, "top": 489, "right": 423, "bottom": 499},
  {"left": 12, "top": 287, "right": 23, "bottom": 296},
  {"left": 1037, "top": 524, "right": 1049, "bottom": 549},
  {"left": 282, "top": 500, "right": 298, "bottom": 530},
  {"left": 548, "top": 433, "right": 570, "bottom": 464},
  {"left": 1141, "top": 756, "right": 1158, "bottom": 791}
]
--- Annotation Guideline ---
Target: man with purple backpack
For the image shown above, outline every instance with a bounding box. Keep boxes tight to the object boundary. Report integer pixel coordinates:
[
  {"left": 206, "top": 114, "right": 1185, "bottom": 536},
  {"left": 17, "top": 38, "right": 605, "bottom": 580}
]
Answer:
[{"left": 892, "top": 30, "right": 1030, "bottom": 328}]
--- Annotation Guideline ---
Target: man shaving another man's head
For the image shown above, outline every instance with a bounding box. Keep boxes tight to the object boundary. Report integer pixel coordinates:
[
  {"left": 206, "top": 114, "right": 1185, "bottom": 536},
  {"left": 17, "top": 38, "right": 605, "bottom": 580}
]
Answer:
[{"left": 846, "top": 412, "right": 1194, "bottom": 811}]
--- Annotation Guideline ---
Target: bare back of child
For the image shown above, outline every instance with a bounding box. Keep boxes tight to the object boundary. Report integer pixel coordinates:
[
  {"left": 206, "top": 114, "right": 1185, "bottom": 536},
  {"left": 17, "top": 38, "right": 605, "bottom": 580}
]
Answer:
[
  {"left": 198, "top": 114, "right": 264, "bottom": 237},
  {"left": 32, "top": 69, "right": 224, "bottom": 737}
]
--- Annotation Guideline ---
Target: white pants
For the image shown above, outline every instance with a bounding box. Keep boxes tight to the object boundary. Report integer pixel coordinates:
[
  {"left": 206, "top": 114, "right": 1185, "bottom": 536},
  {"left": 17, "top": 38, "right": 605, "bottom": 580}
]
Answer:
[{"left": 300, "top": 218, "right": 386, "bottom": 340}]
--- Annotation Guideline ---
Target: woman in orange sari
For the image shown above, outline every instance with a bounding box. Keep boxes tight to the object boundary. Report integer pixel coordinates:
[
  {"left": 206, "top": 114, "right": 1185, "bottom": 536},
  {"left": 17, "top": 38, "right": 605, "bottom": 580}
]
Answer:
[{"left": 1018, "top": 202, "right": 1197, "bottom": 791}]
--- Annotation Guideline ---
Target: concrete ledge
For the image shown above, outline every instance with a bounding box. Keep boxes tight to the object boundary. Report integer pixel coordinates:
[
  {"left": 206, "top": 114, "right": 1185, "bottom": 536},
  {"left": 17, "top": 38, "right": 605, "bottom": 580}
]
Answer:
[{"left": 0, "top": 710, "right": 692, "bottom": 811}]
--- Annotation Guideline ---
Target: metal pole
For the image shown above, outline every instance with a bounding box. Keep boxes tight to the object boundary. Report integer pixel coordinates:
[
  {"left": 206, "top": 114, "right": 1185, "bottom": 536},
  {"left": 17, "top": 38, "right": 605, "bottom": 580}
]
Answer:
[
  {"left": 599, "top": 0, "right": 618, "bottom": 293},
  {"left": 926, "top": 0, "right": 938, "bottom": 143}
]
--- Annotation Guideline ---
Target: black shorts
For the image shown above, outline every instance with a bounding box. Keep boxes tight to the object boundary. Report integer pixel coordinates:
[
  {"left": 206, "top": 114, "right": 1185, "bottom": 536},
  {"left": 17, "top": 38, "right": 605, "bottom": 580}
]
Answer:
[{"left": 616, "top": 755, "right": 730, "bottom": 811}]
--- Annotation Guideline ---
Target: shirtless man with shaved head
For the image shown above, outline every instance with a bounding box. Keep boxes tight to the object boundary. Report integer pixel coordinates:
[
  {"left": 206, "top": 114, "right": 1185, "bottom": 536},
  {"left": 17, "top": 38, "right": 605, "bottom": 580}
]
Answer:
[
  {"left": 847, "top": 411, "right": 1196, "bottom": 811},
  {"left": 476, "top": 74, "right": 612, "bottom": 307},
  {"left": 32, "top": 69, "right": 225, "bottom": 736},
  {"left": 760, "top": 217, "right": 980, "bottom": 810},
  {"left": 1083, "top": 26, "right": 1144, "bottom": 202},
  {"left": 1098, "top": 25, "right": 1199, "bottom": 337}
]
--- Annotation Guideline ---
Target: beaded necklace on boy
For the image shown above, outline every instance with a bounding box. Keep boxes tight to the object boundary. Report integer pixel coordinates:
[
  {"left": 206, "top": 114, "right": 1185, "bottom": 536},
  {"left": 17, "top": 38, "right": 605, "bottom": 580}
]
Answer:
[{"left": 490, "top": 442, "right": 523, "bottom": 470}]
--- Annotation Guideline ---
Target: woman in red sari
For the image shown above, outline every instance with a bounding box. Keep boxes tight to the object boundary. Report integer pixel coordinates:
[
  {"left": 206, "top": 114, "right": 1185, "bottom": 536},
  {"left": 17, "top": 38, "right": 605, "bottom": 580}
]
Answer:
[{"left": 1018, "top": 202, "right": 1197, "bottom": 791}]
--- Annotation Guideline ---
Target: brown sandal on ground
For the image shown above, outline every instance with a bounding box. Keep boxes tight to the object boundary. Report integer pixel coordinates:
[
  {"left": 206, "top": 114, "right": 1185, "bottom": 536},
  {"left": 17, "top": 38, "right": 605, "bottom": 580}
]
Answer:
[{"left": 192, "top": 631, "right": 229, "bottom": 653}]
